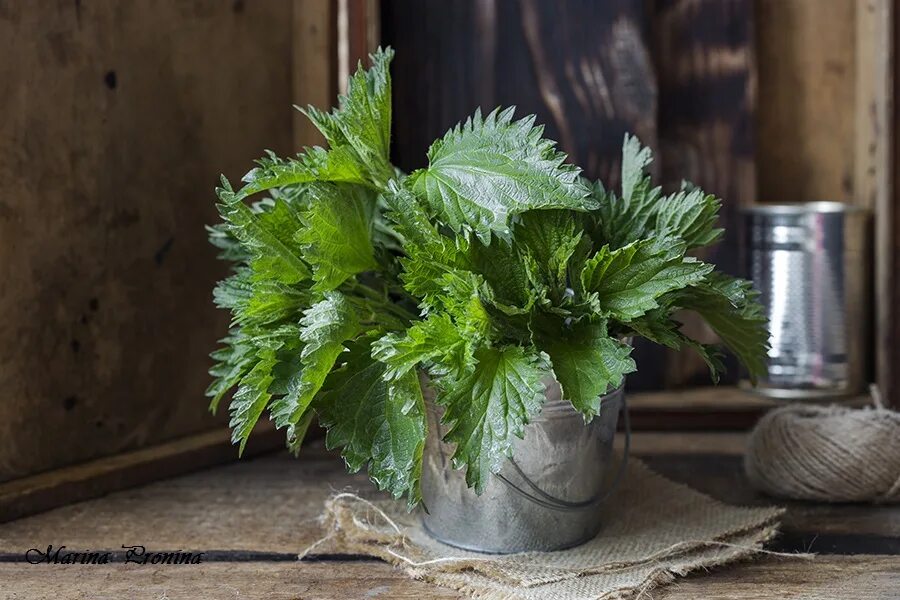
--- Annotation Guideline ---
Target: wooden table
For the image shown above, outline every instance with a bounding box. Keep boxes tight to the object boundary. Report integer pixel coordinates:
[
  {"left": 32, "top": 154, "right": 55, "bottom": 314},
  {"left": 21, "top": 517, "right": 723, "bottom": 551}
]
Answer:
[{"left": 1, "top": 433, "right": 897, "bottom": 599}]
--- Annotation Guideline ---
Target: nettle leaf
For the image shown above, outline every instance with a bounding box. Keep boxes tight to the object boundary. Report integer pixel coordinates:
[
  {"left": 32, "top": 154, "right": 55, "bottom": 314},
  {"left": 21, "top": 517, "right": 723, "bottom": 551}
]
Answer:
[
  {"left": 298, "top": 183, "right": 378, "bottom": 291},
  {"left": 535, "top": 316, "right": 635, "bottom": 418},
  {"left": 317, "top": 342, "right": 426, "bottom": 506},
  {"left": 671, "top": 273, "right": 769, "bottom": 382},
  {"left": 269, "top": 292, "right": 361, "bottom": 429},
  {"left": 581, "top": 238, "right": 712, "bottom": 321},
  {"left": 217, "top": 184, "right": 309, "bottom": 284},
  {"left": 235, "top": 146, "right": 369, "bottom": 204},
  {"left": 214, "top": 268, "right": 310, "bottom": 328},
  {"left": 207, "top": 330, "right": 255, "bottom": 414},
  {"left": 301, "top": 48, "right": 394, "bottom": 188},
  {"left": 383, "top": 184, "right": 470, "bottom": 308},
  {"left": 625, "top": 309, "right": 726, "bottom": 383},
  {"left": 653, "top": 188, "right": 723, "bottom": 249},
  {"left": 514, "top": 210, "right": 584, "bottom": 302},
  {"left": 408, "top": 107, "right": 594, "bottom": 243},
  {"left": 468, "top": 235, "right": 530, "bottom": 308},
  {"left": 439, "top": 345, "right": 548, "bottom": 494},
  {"left": 228, "top": 348, "right": 278, "bottom": 454},
  {"left": 372, "top": 313, "right": 471, "bottom": 381},
  {"left": 593, "top": 135, "right": 662, "bottom": 249}
]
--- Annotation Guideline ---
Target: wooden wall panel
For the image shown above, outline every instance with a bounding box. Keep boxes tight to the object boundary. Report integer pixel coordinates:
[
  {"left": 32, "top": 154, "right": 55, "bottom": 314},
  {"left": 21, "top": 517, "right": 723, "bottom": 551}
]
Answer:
[
  {"left": 645, "top": 0, "right": 757, "bottom": 388},
  {"left": 0, "top": 1, "right": 294, "bottom": 482},
  {"left": 382, "top": 0, "right": 657, "bottom": 184},
  {"left": 382, "top": 0, "right": 757, "bottom": 391},
  {"left": 755, "top": 0, "right": 857, "bottom": 204}
]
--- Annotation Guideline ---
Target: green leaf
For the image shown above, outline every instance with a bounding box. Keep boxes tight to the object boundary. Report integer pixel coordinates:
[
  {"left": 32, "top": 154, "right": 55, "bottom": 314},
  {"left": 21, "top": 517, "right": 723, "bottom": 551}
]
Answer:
[
  {"left": 593, "top": 135, "right": 662, "bottom": 249},
  {"left": 228, "top": 348, "right": 278, "bottom": 455},
  {"left": 298, "top": 183, "right": 378, "bottom": 291},
  {"left": 408, "top": 107, "right": 593, "bottom": 243},
  {"left": 439, "top": 345, "right": 548, "bottom": 494},
  {"left": 206, "top": 329, "right": 255, "bottom": 414},
  {"left": 372, "top": 313, "right": 470, "bottom": 381},
  {"left": 214, "top": 268, "right": 310, "bottom": 328},
  {"left": 514, "top": 210, "right": 584, "bottom": 302},
  {"left": 269, "top": 292, "right": 361, "bottom": 429},
  {"left": 535, "top": 317, "right": 635, "bottom": 418},
  {"left": 217, "top": 185, "right": 310, "bottom": 284},
  {"left": 383, "top": 183, "right": 472, "bottom": 312},
  {"left": 235, "top": 146, "right": 369, "bottom": 204},
  {"left": 317, "top": 342, "right": 426, "bottom": 506},
  {"left": 625, "top": 309, "right": 726, "bottom": 382},
  {"left": 670, "top": 273, "right": 769, "bottom": 382},
  {"left": 581, "top": 238, "right": 712, "bottom": 321},
  {"left": 468, "top": 235, "right": 531, "bottom": 308},
  {"left": 300, "top": 47, "right": 395, "bottom": 188},
  {"left": 654, "top": 189, "right": 723, "bottom": 249}
]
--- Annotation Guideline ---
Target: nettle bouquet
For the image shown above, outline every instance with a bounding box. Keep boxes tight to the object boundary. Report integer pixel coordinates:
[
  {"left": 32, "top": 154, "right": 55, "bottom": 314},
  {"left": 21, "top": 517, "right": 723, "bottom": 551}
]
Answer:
[{"left": 207, "top": 49, "right": 767, "bottom": 505}]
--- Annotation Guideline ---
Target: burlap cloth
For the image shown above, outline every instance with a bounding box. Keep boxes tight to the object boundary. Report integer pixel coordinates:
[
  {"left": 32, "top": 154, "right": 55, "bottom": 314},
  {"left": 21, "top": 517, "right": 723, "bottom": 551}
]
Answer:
[{"left": 304, "top": 458, "right": 786, "bottom": 599}]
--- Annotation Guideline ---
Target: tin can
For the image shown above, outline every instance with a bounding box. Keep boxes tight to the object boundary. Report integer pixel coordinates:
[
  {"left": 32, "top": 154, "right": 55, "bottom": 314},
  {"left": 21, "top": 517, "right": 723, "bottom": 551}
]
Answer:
[
  {"left": 742, "top": 202, "right": 869, "bottom": 399},
  {"left": 421, "top": 380, "right": 624, "bottom": 553}
]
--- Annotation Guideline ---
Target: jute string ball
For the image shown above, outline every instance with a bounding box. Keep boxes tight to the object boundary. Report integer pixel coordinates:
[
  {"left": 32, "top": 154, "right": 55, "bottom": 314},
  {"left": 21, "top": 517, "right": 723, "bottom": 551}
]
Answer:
[{"left": 745, "top": 403, "right": 900, "bottom": 503}]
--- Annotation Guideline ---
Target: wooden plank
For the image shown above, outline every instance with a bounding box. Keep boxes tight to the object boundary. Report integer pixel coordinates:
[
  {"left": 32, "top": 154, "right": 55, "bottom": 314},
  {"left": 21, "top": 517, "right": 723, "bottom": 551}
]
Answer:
[
  {"left": 626, "top": 387, "right": 872, "bottom": 430},
  {"left": 877, "top": 0, "right": 899, "bottom": 409},
  {"left": 0, "top": 0, "right": 294, "bottom": 483},
  {"left": 658, "top": 555, "right": 900, "bottom": 599},
  {"left": 0, "top": 562, "right": 462, "bottom": 600},
  {"left": 854, "top": 0, "right": 892, "bottom": 213},
  {"left": 646, "top": 0, "right": 757, "bottom": 387},
  {"left": 0, "top": 423, "right": 284, "bottom": 523},
  {"left": 293, "top": 0, "right": 337, "bottom": 148},
  {"left": 1, "top": 435, "right": 896, "bottom": 556},
  {"left": 755, "top": 0, "right": 857, "bottom": 204},
  {"left": 0, "top": 555, "right": 896, "bottom": 599},
  {"left": 643, "top": 453, "right": 900, "bottom": 540},
  {"left": 381, "top": 0, "right": 657, "bottom": 182}
]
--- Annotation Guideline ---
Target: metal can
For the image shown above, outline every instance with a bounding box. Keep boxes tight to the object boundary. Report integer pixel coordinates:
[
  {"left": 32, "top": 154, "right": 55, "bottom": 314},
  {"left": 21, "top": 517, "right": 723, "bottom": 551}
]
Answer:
[
  {"left": 742, "top": 202, "right": 869, "bottom": 399},
  {"left": 421, "top": 380, "right": 624, "bottom": 553}
]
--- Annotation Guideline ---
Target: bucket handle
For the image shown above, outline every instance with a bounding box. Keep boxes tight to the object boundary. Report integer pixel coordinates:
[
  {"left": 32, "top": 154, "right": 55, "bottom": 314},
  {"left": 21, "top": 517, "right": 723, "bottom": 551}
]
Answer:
[{"left": 495, "top": 395, "right": 630, "bottom": 512}]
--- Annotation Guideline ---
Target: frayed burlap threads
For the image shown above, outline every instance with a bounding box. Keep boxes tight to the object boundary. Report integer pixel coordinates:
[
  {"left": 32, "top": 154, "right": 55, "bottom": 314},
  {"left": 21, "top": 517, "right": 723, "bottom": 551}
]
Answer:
[
  {"left": 304, "top": 459, "right": 789, "bottom": 600},
  {"left": 745, "top": 404, "right": 900, "bottom": 503}
]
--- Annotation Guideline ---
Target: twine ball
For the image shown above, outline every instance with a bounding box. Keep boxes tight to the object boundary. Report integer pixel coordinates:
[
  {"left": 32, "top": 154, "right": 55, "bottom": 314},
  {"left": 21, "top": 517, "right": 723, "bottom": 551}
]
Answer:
[{"left": 745, "top": 403, "right": 900, "bottom": 503}]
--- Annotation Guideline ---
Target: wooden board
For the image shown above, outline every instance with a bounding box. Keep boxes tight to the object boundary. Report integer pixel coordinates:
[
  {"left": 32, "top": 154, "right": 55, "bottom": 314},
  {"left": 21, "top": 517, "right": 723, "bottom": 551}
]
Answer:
[
  {"left": 293, "top": 0, "right": 337, "bottom": 148},
  {"left": 1, "top": 436, "right": 896, "bottom": 554},
  {"left": 878, "top": 0, "right": 899, "bottom": 408},
  {"left": 0, "top": 423, "right": 285, "bottom": 524},
  {"left": 381, "top": 0, "right": 657, "bottom": 184},
  {"left": 1, "top": 434, "right": 898, "bottom": 598},
  {"left": 1, "top": 556, "right": 898, "bottom": 600},
  {"left": 0, "top": 1, "right": 295, "bottom": 483},
  {"left": 645, "top": 0, "right": 757, "bottom": 387},
  {"left": 755, "top": 0, "right": 857, "bottom": 204}
]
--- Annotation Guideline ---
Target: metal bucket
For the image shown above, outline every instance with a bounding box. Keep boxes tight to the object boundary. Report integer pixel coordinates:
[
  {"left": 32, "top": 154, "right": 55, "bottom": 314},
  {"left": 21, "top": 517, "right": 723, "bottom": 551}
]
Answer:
[
  {"left": 742, "top": 202, "right": 870, "bottom": 399},
  {"left": 421, "top": 380, "right": 625, "bottom": 553}
]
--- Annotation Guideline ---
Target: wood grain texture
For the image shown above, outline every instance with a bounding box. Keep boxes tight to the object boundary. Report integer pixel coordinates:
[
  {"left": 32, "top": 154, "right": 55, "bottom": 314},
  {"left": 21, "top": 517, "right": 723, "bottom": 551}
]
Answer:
[
  {"left": 2, "top": 556, "right": 898, "bottom": 600},
  {"left": 646, "top": 0, "right": 757, "bottom": 387},
  {"left": 1, "top": 439, "right": 898, "bottom": 598},
  {"left": 381, "top": 0, "right": 657, "bottom": 184},
  {"left": 755, "top": 0, "right": 857, "bottom": 204},
  {"left": 877, "top": 0, "right": 898, "bottom": 408},
  {"left": 1, "top": 437, "right": 896, "bottom": 555},
  {"left": 293, "top": 0, "right": 337, "bottom": 148},
  {"left": 0, "top": 1, "right": 294, "bottom": 483},
  {"left": 0, "top": 423, "right": 285, "bottom": 523}
]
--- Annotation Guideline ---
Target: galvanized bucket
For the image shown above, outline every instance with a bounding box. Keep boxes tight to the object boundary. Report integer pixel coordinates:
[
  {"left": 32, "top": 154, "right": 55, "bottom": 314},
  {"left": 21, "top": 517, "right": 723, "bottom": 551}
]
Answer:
[
  {"left": 421, "top": 380, "right": 627, "bottom": 553},
  {"left": 741, "top": 202, "right": 870, "bottom": 399}
]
